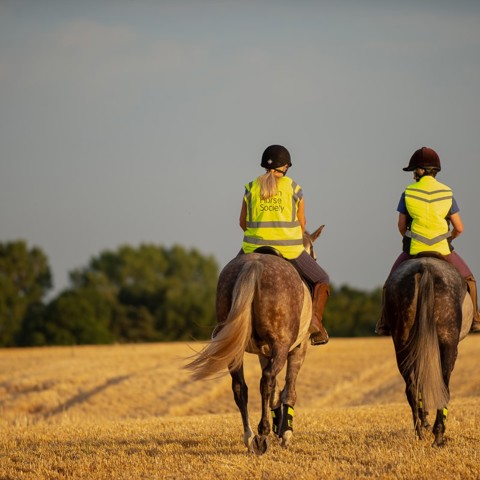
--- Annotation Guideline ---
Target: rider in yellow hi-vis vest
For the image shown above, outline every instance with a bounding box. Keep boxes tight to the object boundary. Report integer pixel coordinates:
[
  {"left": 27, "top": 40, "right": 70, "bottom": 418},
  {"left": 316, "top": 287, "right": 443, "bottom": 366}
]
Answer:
[
  {"left": 404, "top": 175, "right": 453, "bottom": 256},
  {"left": 242, "top": 177, "right": 305, "bottom": 259},
  {"left": 376, "top": 146, "right": 480, "bottom": 335},
  {"left": 239, "top": 145, "right": 330, "bottom": 346}
]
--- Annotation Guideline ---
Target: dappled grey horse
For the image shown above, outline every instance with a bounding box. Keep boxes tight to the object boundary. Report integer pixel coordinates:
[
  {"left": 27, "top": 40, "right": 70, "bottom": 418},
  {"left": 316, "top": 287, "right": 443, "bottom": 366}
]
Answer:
[
  {"left": 185, "top": 227, "right": 324, "bottom": 454},
  {"left": 384, "top": 256, "right": 473, "bottom": 447}
]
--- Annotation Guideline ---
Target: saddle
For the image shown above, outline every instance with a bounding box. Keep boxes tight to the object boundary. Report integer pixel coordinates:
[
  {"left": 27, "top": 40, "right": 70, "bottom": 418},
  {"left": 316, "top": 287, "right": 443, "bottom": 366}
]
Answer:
[
  {"left": 253, "top": 246, "right": 283, "bottom": 257},
  {"left": 414, "top": 251, "right": 448, "bottom": 262}
]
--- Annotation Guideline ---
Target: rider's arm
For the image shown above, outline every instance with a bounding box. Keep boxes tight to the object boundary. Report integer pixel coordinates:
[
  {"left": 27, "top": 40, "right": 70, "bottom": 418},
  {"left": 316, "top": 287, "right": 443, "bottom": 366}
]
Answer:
[
  {"left": 239, "top": 200, "right": 247, "bottom": 231},
  {"left": 450, "top": 212, "right": 464, "bottom": 239},
  {"left": 297, "top": 198, "right": 306, "bottom": 233},
  {"left": 398, "top": 213, "right": 408, "bottom": 236},
  {"left": 397, "top": 193, "right": 409, "bottom": 237}
]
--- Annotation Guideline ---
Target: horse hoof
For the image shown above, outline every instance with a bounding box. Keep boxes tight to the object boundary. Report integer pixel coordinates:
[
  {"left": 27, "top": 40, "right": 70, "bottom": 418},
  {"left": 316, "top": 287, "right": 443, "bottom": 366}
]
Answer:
[
  {"left": 281, "top": 430, "right": 293, "bottom": 449},
  {"left": 416, "top": 430, "right": 424, "bottom": 441},
  {"left": 244, "top": 433, "right": 254, "bottom": 450},
  {"left": 251, "top": 435, "right": 269, "bottom": 455},
  {"left": 432, "top": 437, "right": 446, "bottom": 448}
]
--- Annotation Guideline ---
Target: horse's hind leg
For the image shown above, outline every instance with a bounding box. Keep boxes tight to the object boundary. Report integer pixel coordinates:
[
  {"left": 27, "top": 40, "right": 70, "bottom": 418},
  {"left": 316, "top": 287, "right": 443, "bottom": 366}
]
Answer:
[
  {"left": 404, "top": 377, "right": 424, "bottom": 439},
  {"left": 432, "top": 343, "right": 456, "bottom": 447},
  {"left": 417, "top": 391, "right": 430, "bottom": 430},
  {"left": 278, "top": 341, "right": 309, "bottom": 448},
  {"left": 432, "top": 408, "right": 448, "bottom": 447},
  {"left": 258, "top": 356, "right": 281, "bottom": 437},
  {"left": 256, "top": 346, "right": 289, "bottom": 454},
  {"left": 230, "top": 364, "right": 254, "bottom": 450}
]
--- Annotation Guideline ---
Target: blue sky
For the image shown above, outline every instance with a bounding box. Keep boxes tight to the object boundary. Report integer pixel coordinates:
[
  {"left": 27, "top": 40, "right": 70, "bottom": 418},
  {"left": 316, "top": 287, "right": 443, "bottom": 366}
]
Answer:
[{"left": 1, "top": 0, "right": 480, "bottom": 295}]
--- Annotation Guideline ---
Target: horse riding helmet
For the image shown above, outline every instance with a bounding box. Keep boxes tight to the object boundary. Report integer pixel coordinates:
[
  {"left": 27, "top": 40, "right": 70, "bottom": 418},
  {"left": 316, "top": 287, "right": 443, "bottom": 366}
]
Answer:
[
  {"left": 403, "top": 147, "right": 441, "bottom": 172},
  {"left": 261, "top": 145, "right": 292, "bottom": 169}
]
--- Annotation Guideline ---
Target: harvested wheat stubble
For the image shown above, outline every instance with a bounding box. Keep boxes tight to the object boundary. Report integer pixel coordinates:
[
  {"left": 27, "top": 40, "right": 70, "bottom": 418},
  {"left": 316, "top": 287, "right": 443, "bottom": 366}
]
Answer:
[{"left": 1, "top": 337, "right": 479, "bottom": 479}]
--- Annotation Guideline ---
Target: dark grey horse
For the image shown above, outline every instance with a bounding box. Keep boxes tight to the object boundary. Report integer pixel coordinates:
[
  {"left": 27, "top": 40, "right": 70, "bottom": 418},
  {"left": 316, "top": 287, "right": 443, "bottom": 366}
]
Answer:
[
  {"left": 384, "top": 256, "right": 473, "bottom": 447},
  {"left": 185, "top": 227, "right": 324, "bottom": 454}
]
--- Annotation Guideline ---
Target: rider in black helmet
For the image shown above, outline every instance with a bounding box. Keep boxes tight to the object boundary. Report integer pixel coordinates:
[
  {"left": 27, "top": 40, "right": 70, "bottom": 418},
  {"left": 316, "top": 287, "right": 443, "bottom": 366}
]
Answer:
[{"left": 239, "top": 144, "right": 331, "bottom": 345}]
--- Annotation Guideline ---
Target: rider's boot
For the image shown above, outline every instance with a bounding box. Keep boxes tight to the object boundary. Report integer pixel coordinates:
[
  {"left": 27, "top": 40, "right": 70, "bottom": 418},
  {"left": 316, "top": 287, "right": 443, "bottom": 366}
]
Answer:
[
  {"left": 309, "top": 282, "right": 330, "bottom": 346},
  {"left": 465, "top": 275, "right": 480, "bottom": 333},
  {"left": 375, "top": 284, "right": 391, "bottom": 336}
]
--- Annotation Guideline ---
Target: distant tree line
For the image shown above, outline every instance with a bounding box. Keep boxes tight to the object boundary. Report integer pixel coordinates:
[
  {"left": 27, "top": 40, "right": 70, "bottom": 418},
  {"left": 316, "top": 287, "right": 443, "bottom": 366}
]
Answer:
[
  {"left": 323, "top": 284, "right": 382, "bottom": 337},
  {"left": 0, "top": 240, "right": 381, "bottom": 347}
]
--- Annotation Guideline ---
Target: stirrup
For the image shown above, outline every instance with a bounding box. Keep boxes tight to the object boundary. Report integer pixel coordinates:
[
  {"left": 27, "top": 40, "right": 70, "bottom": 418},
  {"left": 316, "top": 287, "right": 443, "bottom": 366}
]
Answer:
[{"left": 310, "top": 331, "right": 329, "bottom": 346}]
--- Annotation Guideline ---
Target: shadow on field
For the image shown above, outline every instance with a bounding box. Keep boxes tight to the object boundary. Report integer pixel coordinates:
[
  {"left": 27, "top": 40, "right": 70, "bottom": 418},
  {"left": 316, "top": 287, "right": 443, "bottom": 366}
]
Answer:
[{"left": 44, "top": 375, "right": 130, "bottom": 419}]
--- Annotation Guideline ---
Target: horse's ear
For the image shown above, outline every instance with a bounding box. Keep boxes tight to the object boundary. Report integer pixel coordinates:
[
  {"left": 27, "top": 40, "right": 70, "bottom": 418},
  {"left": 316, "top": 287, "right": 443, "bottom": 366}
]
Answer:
[{"left": 310, "top": 225, "right": 325, "bottom": 241}]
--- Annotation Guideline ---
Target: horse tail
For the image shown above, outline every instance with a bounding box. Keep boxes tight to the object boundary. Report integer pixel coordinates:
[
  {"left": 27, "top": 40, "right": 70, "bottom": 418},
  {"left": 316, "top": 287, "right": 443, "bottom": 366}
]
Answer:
[
  {"left": 185, "top": 260, "right": 263, "bottom": 381},
  {"left": 401, "top": 265, "right": 449, "bottom": 410}
]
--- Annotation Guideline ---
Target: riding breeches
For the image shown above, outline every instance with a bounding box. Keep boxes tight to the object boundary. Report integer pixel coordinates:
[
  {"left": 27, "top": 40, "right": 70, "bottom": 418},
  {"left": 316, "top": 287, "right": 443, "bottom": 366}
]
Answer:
[{"left": 289, "top": 251, "right": 330, "bottom": 285}]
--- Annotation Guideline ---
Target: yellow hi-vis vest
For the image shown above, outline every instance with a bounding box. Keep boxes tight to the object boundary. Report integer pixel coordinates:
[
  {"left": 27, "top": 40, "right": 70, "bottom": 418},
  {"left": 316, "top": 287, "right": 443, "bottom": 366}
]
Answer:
[
  {"left": 242, "top": 176, "right": 305, "bottom": 259},
  {"left": 404, "top": 176, "right": 453, "bottom": 255}
]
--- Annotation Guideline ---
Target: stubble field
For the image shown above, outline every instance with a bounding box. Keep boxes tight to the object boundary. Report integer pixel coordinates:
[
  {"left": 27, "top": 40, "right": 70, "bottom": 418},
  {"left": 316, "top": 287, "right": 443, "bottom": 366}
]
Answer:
[{"left": 1, "top": 336, "right": 479, "bottom": 479}]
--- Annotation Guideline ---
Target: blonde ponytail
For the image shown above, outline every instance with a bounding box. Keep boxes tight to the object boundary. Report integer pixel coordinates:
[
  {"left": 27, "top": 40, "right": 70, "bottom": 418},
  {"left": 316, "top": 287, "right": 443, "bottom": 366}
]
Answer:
[{"left": 258, "top": 171, "right": 278, "bottom": 200}]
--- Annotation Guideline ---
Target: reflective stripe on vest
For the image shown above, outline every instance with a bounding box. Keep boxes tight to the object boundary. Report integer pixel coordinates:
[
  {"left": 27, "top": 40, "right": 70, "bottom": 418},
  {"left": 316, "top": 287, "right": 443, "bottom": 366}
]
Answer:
[
  {"left": 404, "top": 176, "right": 453, "bottom": 255},
  {"left": 242, "top": 176, "right": 304, "bottom": 259},
  {"left": 404, "top": 230, "right": 451, "bottom": 246}
]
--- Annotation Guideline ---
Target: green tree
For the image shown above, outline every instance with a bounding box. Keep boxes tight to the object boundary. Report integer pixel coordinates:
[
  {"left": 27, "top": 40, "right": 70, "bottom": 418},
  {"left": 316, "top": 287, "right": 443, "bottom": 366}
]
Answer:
[
  {"left": 324, "top": 285, "right": 382, "bottom": 337},
  {"left": 111, "top": 304, "right": 157, "bottom": 343},
  {"left": 17, "top": 302, "right": 48, "bottom": 346},
  {"left": 42, "top": 289, "right": 113, "bottom": 345},
  {"left": 156, "top": 246, "right": 218, "bottom": 340},
  {"left": 70, "top": 244, "right": 219, "bottom": 342},
  {"left": 0, "top": 241, "right": 52, "bottom": 346}
]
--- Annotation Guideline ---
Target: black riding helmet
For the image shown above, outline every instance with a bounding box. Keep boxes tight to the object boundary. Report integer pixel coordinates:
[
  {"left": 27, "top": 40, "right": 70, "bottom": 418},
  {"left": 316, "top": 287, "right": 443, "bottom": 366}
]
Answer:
[
  {"left": 403, "top": 147, "right": 441, "bottom": 172},
  {"left": 261, "top": 145, "right": 292, "bottom": 170}
]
